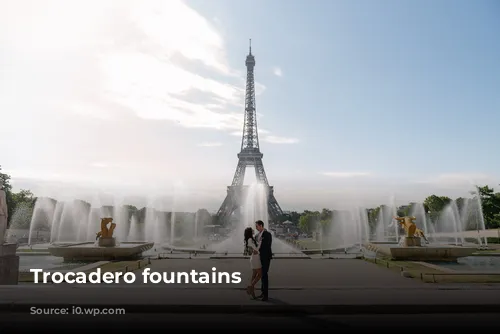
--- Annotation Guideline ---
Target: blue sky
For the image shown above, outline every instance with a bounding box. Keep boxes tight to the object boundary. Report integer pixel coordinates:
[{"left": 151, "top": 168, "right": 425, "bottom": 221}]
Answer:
[
  {"left": 0, "top": 0, "right": 499, "bottom": 210},
  {"left": 189, "top": 0, "right": 500, "bottom": 175}
]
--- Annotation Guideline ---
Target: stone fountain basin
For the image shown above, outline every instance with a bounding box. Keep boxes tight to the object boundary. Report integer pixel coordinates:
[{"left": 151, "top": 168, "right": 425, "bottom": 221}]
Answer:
[
  {"left": 364, "top": 242, "right": 477, "bottom": 262},
  {"left": 162, "top": 244, "right": 216, "bottom": 254},
  {"left": 48, "top": 241, "right": 154, "bottom": 262}
]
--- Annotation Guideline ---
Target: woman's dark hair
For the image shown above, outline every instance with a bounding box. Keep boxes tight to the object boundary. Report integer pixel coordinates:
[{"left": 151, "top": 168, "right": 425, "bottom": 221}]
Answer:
[{"left": 244, "top": 227, "right": 257, "bottom": 250}]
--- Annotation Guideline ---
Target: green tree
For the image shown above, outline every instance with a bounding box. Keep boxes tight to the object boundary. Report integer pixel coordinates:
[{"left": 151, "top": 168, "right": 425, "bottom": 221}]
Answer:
[
  {"left": 423, "top": 195, "right": 451, "bottom": 221},
  {"left": 473, "top": 185, "right": 500, "bottom": 228},
  {"left": 289, "top": 211, "right": 302, "bottom": 224},
  {"left": 277, "top": 214, "right": 288, "bottom": 223},
  {"left": 0, "top": 165, "right": 12, "bottom": 192},
  {"left": 455, "top": 197, "right": 466, "bottom": 213},
  {"left": 12, "top": 189, "right": 35, "bottom": 206},
  {"left": 9, "top": 201, "right": 33, "bottom": 229},
  {"left": 367, "top": 207, "right": 380, "bottom": 233},
  {"left": 298, "top": 211, "right": 320, "bottom": 233},
  {"left": 320, "top": 208, "right": 332, "bottom": 221},
  {"left": 278, "top": 211, "right": 302, "bottom": 225},
  {"left": 125, "top": 205, "right": 138, "bottom": 213},
  {"left": 320, "top": 219, "right": 332, "bottom": 234},
  {"left": 397, "top": 205, "right": 411, "bottom": 217}
]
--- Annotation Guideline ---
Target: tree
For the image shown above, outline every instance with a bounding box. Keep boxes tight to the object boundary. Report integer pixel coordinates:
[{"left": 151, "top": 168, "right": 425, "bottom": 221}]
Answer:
[
  {"left": 124, "top": 205, "right": 139, "bottom": 222},
  {"left": 320, "top": 208, "right": 332, "bottom": 221},
  {"left": 125, "top": 205, "right": 138, "bottom": 213},
  {"left": 298, "top": 211, "right": 320, "bottom": 233},
  {"left": 397, "top": 205, "right": 411, "bottom": 217},
  {"left": 288, "top": 211, "right": 302, "bottom": 224},
  {"left": 455, "top": 197, "right": 466, "bottom": 213},
  {"left": 474, "top": 185, "right": 500, "bottom": 228},
  {"left": 278, "top": 211, "right": 302, "bottom": 225},
  {"left": 0, "top": 165, "right": 12, "bottom": 192},
  {"left": 423, "top": 195, "right": 451, "bottom": 221},
  {"left": 320, "top": 219, "right": 332, "bottom": 234},
  {"left": 12, "top": 189, "right": 35, "bottom": 206},
  {"left": 9, "top": 201, "right": 33, "bottom": 230},
  {"left": 367, "top": 207, "right": 381, "bottom": 233},
  {"left": 277, "top": 213, "right": 288, "bottom": 223}
]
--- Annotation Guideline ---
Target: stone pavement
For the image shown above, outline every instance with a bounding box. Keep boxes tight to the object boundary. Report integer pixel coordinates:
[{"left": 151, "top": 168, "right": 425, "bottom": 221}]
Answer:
[
  {"left": 127, "top": 258, "right": 426, "bottom": 287},
  {"left": 2, "top": 258, "right": 499, "bottom": 314},
  {"left": 1, "top": 285, "right": 500, "bottom": 309},
  {"left": 3, "top": 258, "right": 500, "bottom": 329}
]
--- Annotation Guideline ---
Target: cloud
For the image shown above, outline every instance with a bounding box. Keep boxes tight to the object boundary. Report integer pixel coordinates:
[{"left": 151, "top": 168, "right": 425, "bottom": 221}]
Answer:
[
  {"left": 0, "top": 0, "right": 306, "bottom": 189},
  {"left": 262, "top": 136, "right": 299, "bottom": 144},
  {"left": 0, "top": 0, "right": 287, "bottom": 138},
  {"left": 321, "top": 172, "right": 372, "bottom": 178},
  {"left": 197, "top": 142, "right": 223, "bottom": 147},
  {"left": 272, "top": 67, "right": 283, "bottom": 77}
]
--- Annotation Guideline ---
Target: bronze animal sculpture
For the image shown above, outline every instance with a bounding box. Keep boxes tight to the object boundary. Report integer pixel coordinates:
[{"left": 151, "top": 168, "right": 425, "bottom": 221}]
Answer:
[
  {"left": 393, "top": 216, "right": 428, "bottom": 243},
  {"left": 95, "top": 217, "right": 116, "bottom": 240}
]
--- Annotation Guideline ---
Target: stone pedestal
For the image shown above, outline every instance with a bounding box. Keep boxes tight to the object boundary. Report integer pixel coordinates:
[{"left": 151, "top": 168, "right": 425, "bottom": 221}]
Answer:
[
  {"left": 402, "top": 237, "right": 422, "bottom": 247},
  {"left": 0, "top": 243, "right": 19, "bottom": 285},
  {"left": 98, "top": 237, "right": 116, "bottom": 247}
]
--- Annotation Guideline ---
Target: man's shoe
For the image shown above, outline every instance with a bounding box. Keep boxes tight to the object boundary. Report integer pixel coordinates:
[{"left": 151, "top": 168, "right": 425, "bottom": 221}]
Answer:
[
  {"left": 261, "top": 296, "right": 268, "bottom": 302},
  {"left": 256, "top": 294, "right": 264, "bottom": 299}
]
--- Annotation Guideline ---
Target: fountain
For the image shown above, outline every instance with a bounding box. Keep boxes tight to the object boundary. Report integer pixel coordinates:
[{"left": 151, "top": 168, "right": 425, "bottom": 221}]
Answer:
[
  {"left": 16, "top": 186, "right": 491, "bottom": 264},
  {"left": 374, "top": 204, "right": 398, "bottom": 242},
  {"left": 112, "top": 198, "right": 130, "bottom": 242},
  {"left": 312, "top": 208, "right": 369, "bottom": 254},
  {"left": 364, "top": 215, "right": 477, "bottom": 261},
  {"left": 442, "top": 203, "right": 464, "bottom": 245},
  {"left": 48, "top": 215, "right": 153, "bottom": 261},
  {"left": 128, "top": 214, "right": 141, "bottom": 241},
  {"left": 459, "top": 195, "right": 488, "bottom": 247},
  {"left": 207, "top": 183, "right": 306, "bottom": 258},
  {"left": 144, "top": 204, "right": 161, "bottom": 244},
  {"left": 408, "top": 203, "right": 433, "bottom": 242},
  {"left": 28, "top": 197, "right": 56, "bottom": 245}
]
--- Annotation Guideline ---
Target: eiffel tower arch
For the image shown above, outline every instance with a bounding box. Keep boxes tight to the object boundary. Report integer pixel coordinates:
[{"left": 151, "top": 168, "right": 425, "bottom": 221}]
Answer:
[{"left": 216, "top": 40, "right": 283, "bottom": 225}]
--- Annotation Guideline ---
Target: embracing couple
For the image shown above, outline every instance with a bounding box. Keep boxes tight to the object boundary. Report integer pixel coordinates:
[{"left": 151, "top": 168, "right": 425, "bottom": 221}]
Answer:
[{"left": 244, "top": 220, "right": 272, "bottom": 301}]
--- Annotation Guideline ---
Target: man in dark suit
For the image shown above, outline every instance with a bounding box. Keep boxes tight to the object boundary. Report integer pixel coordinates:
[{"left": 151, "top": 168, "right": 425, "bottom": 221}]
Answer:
[{"left": 255, "top": 220, "right": 272, "bottom": 301}]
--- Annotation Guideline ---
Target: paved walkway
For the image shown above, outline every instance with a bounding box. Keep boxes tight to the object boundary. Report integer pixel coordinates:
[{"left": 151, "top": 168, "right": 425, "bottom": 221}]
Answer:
[
  {"left": 2, "top": 259, "right": 500, "bottom": 313},
  {"left": 129, "top": 258, "right": 425, "bottom": 287}
]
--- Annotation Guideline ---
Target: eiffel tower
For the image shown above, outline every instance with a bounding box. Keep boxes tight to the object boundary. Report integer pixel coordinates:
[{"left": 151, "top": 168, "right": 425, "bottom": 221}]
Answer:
[{"left": 216, "top": 40, "right": 283, "bottom": 224}]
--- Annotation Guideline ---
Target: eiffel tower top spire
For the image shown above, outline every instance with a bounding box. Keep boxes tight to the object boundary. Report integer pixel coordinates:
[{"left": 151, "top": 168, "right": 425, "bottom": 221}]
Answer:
[{"left": 241, "top": 39, "right": 259, "bottom": 153}]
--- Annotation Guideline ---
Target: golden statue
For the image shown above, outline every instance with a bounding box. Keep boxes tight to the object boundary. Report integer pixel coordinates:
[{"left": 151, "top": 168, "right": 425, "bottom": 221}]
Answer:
[
  {"left": 95, "top": 217, "right": 116, "bottom": 240},
  {"left": 414, "top": 228, "right": 428, "bottom": 243},
  {"left": 393, "top": 216, "right": 428, "bottom": 243}
]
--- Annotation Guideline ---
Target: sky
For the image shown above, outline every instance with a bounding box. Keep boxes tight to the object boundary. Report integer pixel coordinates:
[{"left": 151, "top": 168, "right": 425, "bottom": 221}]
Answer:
[{"left": 0, "top": 0, "right": 499, "bottom": 211}]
